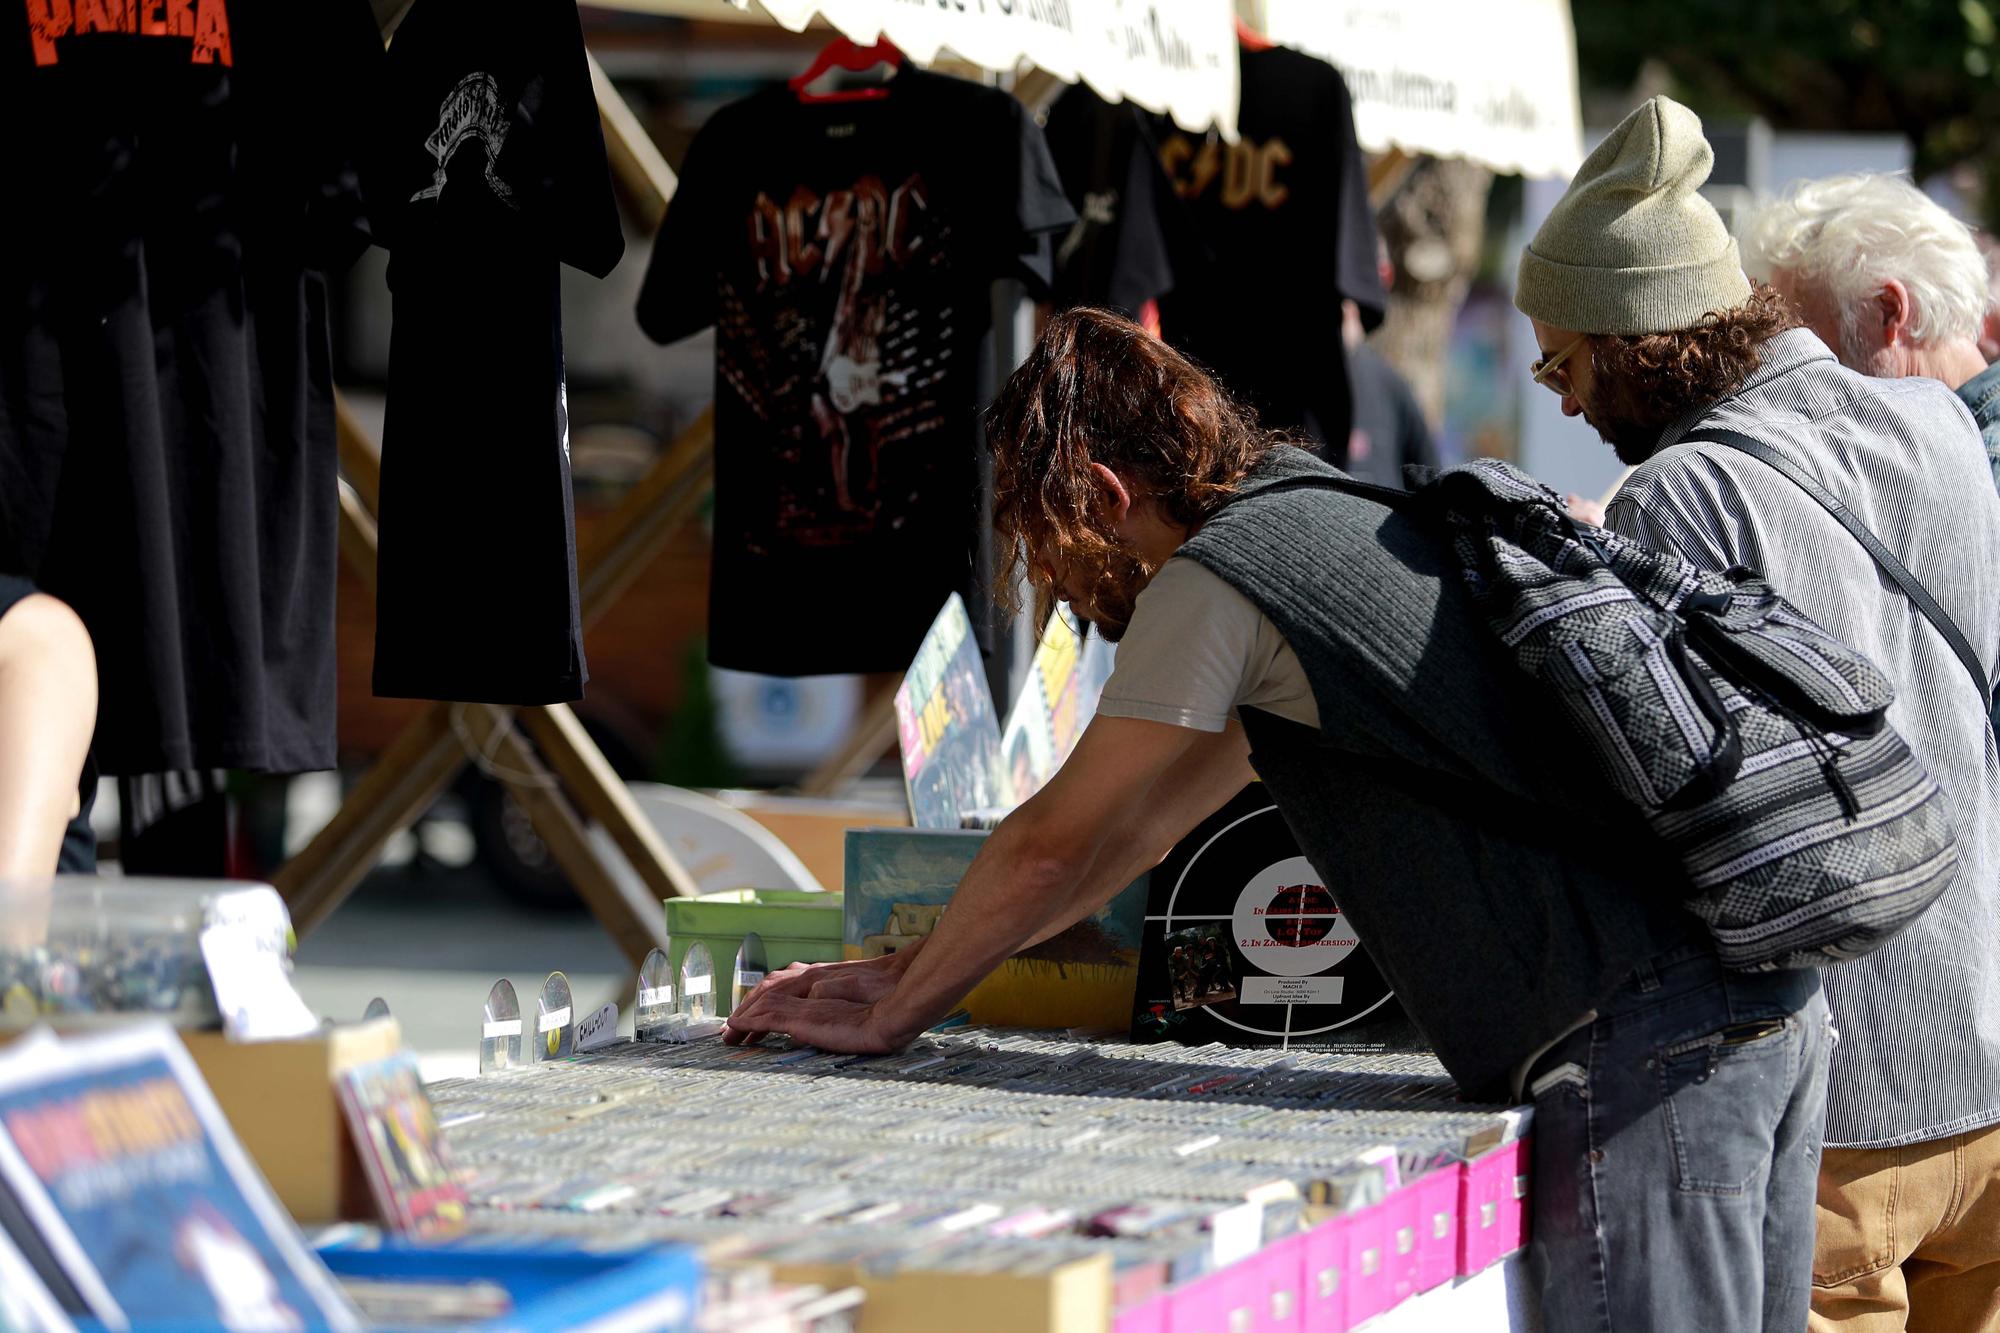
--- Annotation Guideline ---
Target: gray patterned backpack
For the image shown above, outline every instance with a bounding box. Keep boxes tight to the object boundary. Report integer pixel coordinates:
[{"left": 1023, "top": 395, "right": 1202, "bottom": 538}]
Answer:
[{"left": 1411, "top": 459, "right": 1959, "bottom": 971}]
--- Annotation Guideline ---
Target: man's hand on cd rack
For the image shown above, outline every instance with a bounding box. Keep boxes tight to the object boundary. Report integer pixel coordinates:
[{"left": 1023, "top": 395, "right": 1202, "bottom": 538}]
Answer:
[
  {"left": 723, "top": 943, "right": 922, "bottom": 1046},
  {"left": 722, "top": 992, "right": 910, "bottom": 1055}
]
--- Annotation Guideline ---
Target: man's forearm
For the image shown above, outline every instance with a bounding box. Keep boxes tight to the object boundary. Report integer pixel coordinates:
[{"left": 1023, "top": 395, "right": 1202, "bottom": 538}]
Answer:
[{"left": 872, "top": 815, "right": 1093, "bottom": 1040}]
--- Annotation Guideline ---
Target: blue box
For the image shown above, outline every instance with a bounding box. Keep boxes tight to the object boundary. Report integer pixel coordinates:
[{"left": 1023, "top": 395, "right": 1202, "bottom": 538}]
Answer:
[{"left": 315, "top": 1236, "right": 703, "bottom": 1332}]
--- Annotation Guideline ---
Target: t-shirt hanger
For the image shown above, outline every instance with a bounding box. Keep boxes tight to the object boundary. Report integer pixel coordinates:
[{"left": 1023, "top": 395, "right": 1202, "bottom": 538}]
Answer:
[{"left": 788, "top": 35, "right": 904, "bottom": 104}]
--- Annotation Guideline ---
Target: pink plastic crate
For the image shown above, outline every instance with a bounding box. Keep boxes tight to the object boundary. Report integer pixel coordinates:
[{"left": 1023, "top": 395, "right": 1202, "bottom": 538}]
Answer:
[
  {"left": 1116, "top": 1293, "right": 1171, "bottom": 1333},
  {"left": 1217, "top": 1257, "right": 1263, "bottom": 1333},
  {"left": 1341, "top": 1195, "right": 1397, "bottom": 1326},
  {"left": 1459, "top": 1135, "right": 1533, "bottom": 1275},
  {"left": 1302, "top": 1214, "right": 1350, "bottom": 1333},
  {"left": 1168, "top": 1269, "right": 1223, "bottom": 1333},
  {"left": 1414, "top": 1166, "right": 1462, "bottom": 1294},
  {"left": 1255, "top": 1234, "right": 1305, "bottom": 1333},
  {"left": 1383, "top": 1182, "right": 1424, "bottom": 1310},
  {"left": 1495, "top": 1135, "right": 1532, "bottom": 1258}
]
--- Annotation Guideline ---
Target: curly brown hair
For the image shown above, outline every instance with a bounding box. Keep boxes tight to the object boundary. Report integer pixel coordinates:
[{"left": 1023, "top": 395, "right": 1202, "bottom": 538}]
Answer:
[
  {"left": 1583, "top": 284, "right": 1803, "bottom": 463},
  {"left": 985, "top": 308, "right": 1278, "bottom": 621}
]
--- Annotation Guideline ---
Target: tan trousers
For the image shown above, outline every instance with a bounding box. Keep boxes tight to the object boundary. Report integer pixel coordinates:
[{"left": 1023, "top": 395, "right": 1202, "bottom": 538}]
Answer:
[{"left": 1810, "top": 1121, "right": 2000, "bottom": 1332}]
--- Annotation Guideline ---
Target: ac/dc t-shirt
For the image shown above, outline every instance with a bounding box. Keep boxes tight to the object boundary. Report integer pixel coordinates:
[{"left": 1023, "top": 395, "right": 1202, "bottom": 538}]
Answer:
[
  {"left": 369, "top": 0, "right": 623, "bottom": 704},
  {"left": 1152, "top": 47, "right": 1385, "bottom": 452},
  {"left": 637, "top": 70, "right": 1076, "bottom": 676}
]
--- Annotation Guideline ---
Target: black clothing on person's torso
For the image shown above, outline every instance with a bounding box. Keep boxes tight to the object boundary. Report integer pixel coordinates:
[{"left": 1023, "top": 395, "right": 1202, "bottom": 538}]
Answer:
[
  {"left": 369, "top": 0, "right": 623, "bottom": 704},
  {"left": 1178, "top": 449, "right": 1693, "bottom": 1099},
  {"left": 0, "top": 0, "right": 379, "bottom": 775},
  {"left": 1151, "top": 47, "right": 1385, "bottom": 450},
  {"left": 636, "top": 70, "right": 1076, "bottom": 676},
  {"left": 1342, "top": 342, "right": 1439, "bottom": 488}
]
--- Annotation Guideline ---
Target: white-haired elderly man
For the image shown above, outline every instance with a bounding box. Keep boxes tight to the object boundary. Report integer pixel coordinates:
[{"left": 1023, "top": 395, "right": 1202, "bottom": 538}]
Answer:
[
  {"left": 1750, "top": 172, "right": 2000, "bottom": 493},
  {"left": 1746, "top": 173, "right": 2000, "bottom": 1331}
]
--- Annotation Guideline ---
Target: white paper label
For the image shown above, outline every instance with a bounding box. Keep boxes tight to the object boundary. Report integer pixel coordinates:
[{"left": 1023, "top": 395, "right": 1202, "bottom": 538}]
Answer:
[
  {"left": 575, "top": 1003, "right": 619, "bottom": 1052},
  {"left": 1241, "top": 976, "right": 1346, "bottom": 1006},
  {"left": 1209, "top": 1201, "right": 1264, "bottom": 1268},
  {"left": 734, "top": 970, "right": 765, "bottom": 990},
  {"left": 638, "top": 986, "right": 674, "bottom": 1008},
  {"left": 684, "top": 975, "right": 712, "bottom": 997},
  {"left": 537, "top": 1005, "right": 572, "bottom": 1033},
  {"left": 482, "top": 1019, "right": 522, "bottom": 1039},
  {"left": 198, "top": 890, "right": 320, "bottom": 1042}
]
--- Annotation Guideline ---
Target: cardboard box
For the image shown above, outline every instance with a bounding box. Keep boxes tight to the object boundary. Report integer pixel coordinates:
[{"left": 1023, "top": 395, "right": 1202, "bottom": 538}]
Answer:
[
  {"left": 179, "top": 1017, "right": 403, "bottom": 1225},
  {"left": 717, "top": 791, "right": 909, "bottom": 893},
  {"left": 755, "top": 1254, "right": 1112, "bottom": 1333}
]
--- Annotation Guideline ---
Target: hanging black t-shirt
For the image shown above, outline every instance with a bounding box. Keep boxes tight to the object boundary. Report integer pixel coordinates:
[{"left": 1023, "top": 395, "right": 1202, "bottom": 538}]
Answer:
[
  {"left": 636, "top": 70, "right": 1076, "bottom": 676},
  {"left": 1151, "top": 47, "right": 1385, "bottom": 450},
  {"left": 1041, "top": 83, "right": 1188, "bottom": 318},
  {"left": 369, "top": 0, "right": 623, "bottom": 704},
  {"left": 0, "top": 0, "right": 379, "bottom": 775}
]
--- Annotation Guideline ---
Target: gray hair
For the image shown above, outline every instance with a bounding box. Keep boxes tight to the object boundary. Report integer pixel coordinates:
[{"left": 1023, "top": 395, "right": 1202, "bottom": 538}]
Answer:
[{"left": 1744, "top": 173, "right": 1990, "bottom": 354}]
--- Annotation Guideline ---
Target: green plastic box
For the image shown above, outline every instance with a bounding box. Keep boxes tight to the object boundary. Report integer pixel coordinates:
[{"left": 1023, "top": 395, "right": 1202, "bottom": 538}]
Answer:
[{"left": 662, "top": 889, "right": 845, "bottom": 1016}]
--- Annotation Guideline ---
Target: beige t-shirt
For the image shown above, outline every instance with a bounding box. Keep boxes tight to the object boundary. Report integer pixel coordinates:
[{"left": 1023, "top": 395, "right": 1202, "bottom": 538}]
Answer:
[{"left": 1094, "top": 557, "right": 1320, "bottom": 732}]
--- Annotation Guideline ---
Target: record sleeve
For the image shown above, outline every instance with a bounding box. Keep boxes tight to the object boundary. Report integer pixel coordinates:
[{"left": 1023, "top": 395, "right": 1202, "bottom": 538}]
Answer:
[
  {"left": 0, "top": 1024, "right": 360, "bottom": 1329},
  {"left": 335, "top": 1051, "right": 468, "bottom": 1239},
  {"left": 1129, "top": 786, "right": 1424, "bottom": 1052},
  {"left": 893, "top": 595, "right": 1008, "bottom": 829}
]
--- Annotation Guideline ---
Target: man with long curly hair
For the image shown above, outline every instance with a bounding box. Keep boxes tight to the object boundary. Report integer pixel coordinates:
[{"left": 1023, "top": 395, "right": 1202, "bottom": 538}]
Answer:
[
  {"left": 1521, "top": 99, "right": 2000, "bottom": 1333},
  {"left": 729, "top": 292, "right": 1828, "bottom": 1328}
]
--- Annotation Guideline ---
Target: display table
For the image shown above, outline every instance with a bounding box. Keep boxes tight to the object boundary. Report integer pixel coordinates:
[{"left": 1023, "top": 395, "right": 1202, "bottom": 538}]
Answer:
[{"left": 429, "top": 1027, "right": 1537, "bottom": 1332}]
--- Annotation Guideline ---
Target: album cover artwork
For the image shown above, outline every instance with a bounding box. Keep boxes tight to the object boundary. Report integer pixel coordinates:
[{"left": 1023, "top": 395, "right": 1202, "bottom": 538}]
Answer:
[
  {"left": 1130, "top": 787, "right": 1423, "bottom": 1052},
  {"left": 0, "top": 1025, "right": 359, "bottom": 1329},
  {"left": 893, "top": 595, "right": 1008, "bottom": 829},
  {"left": 845, "top": 827, "right": 1148, "bottom": 1029},
  {"left": 336, "top": 1052, "right": 468, "bottom": 1238}
]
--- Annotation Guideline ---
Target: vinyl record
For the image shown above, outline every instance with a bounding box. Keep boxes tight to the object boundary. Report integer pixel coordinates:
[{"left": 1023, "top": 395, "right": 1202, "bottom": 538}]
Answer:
[{"left": 1132, "top": 786, "right": 1419, "bottom": 1050}]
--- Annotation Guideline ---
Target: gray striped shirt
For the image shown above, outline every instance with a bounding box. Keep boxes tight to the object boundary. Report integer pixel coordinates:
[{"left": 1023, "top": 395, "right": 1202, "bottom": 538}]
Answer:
[{"left": 1606, "top": 328, "right": 2000, "bottom": 1148}]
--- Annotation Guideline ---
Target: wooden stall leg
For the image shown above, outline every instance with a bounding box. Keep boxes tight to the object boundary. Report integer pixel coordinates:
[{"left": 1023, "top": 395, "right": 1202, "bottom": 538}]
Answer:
[
  {"left": 519, "top": 703, "right": 701, "bottom": 903},
  {"left": 459, "top": 704, "right": 671, "bottom": 968}
]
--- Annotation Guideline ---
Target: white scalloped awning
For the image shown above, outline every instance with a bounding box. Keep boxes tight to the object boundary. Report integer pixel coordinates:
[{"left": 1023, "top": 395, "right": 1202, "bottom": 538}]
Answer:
[
  {"left": 1262, "top": 0, "right": 1583, "bottom": 178},
  {"left": 729, "top": 0, "right": 1239, "bottom": 137}
]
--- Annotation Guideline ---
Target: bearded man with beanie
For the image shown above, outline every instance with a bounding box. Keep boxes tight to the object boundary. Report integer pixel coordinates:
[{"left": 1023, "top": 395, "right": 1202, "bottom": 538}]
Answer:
[
  {"left": 1522, "top": 97, "right": 2000, "bottom": 1332},
  {"left": 724, "top": 104, "right": 1834, "bottom": 1333}
]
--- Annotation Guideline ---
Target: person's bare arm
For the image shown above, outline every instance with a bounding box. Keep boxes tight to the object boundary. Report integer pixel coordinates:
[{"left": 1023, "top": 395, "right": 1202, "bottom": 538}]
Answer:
[
  {"left": 0, "top": 595, "right": 95, "bottom": 879},
  {"left": 725, "top": 716, "right": 1254, "bottom": 1051}
]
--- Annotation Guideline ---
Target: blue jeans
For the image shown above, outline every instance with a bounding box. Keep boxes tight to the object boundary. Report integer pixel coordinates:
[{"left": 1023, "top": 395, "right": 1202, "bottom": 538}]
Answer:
[{"left": 1528, "top": 943, "right": 1831, "bottom": 1333}]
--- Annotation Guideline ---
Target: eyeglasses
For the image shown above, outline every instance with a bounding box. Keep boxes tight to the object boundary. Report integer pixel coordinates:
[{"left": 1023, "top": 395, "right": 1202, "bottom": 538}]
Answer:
[{"left": 1531, "top": 334, "right": 1587, "bottom": 397}]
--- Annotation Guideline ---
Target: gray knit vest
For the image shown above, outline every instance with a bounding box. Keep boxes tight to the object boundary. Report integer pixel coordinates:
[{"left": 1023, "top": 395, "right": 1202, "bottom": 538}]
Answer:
[{"left": 1177, "top": 446, "right": 1695, "bottom": 1098}]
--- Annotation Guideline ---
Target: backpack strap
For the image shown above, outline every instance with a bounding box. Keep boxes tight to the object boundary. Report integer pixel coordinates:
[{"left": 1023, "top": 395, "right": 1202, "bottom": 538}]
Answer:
[{"left": 1684, "top": 427, "right": 1993, "bottom": 712}]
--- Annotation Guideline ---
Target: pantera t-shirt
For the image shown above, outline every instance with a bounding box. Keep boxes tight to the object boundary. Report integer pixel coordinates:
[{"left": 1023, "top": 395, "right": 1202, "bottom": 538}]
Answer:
[
  {"left": 370, "top": 0, "right": 623, "bottom": 704},
  {"left": 1152, "top": 47, "right": 1384, "bottom": 451},
  {"left": 0, "top": 0, "right": 379, "bottom": 774},
  {"left": 636, "top": 70, "right": 1075, "bottom": 675}
]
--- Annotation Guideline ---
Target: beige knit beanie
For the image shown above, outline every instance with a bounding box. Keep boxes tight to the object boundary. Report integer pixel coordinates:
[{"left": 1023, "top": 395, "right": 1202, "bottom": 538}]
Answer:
[{"left": 1515, "top": 96, "right": 1751, "bottom": 335}]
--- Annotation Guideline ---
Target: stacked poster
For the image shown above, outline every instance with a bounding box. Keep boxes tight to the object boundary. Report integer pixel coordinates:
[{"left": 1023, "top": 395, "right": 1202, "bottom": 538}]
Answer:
[{"left": 0, "top": 1025, "right": 359, "bottom": 1330}]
